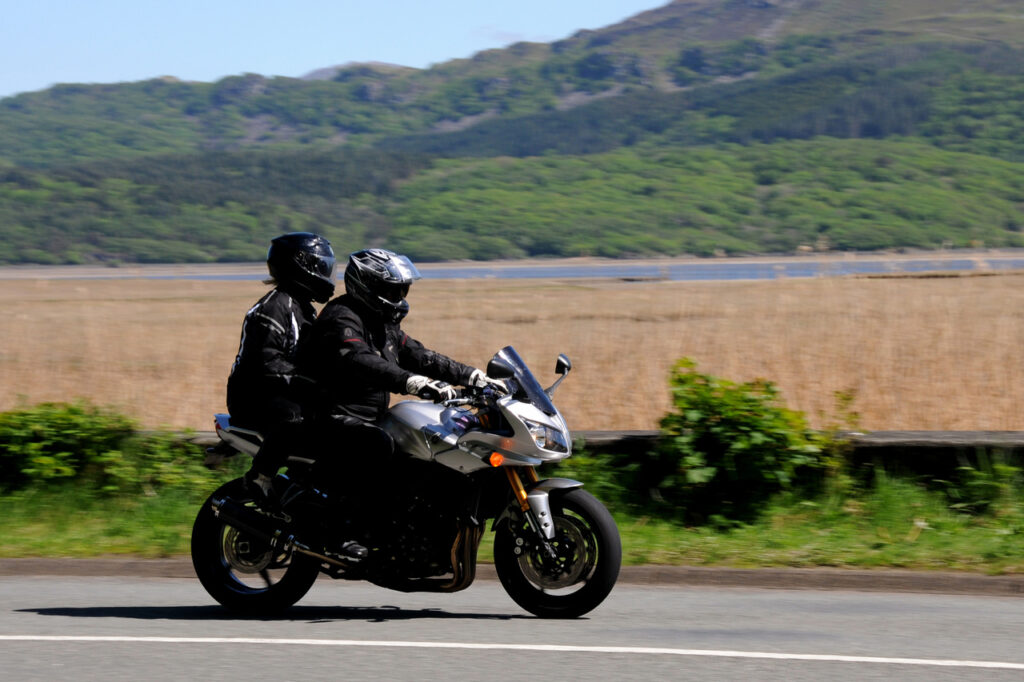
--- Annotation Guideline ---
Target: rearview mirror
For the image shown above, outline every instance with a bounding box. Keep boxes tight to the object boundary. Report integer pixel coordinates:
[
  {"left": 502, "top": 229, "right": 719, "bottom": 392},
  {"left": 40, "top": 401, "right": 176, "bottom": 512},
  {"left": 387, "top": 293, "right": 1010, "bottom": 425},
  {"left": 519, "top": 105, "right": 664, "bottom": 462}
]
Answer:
[
  {"left": 486, "top": 356, "right": 516, "bottom": 380},
  {"left": 546, "top": 354, "right": 572, "bottom": 397},
  {"left": 555, "top": 354, "right": 572, "bottom": 375}
]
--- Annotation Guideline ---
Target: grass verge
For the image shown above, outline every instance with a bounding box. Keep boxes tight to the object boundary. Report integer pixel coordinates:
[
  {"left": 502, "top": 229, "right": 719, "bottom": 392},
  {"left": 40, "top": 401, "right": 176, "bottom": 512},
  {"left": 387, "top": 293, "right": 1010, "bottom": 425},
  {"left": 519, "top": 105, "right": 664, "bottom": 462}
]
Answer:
[
  {"left": 3, "top": 474, "right": 1022, "bottom": 573},
  {"left": 611, "top": 476, "right": 1024, "bottom": 574}
]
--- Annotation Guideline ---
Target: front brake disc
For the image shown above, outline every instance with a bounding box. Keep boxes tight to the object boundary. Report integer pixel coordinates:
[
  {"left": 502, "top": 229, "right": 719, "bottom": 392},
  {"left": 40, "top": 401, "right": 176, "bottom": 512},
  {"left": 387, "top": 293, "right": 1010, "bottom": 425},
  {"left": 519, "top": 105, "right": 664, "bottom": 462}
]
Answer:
[{"left": 517, "top": 516, "right": 589, "bottom": 589}]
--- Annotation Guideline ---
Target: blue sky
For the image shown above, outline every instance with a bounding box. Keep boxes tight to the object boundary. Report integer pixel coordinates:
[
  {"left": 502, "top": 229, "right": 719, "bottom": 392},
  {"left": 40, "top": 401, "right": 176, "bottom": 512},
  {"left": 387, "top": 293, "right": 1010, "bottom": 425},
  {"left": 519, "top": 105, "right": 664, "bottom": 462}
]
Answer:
[{"left": 1, "top": 1, "right": 667, "bottom": 99}]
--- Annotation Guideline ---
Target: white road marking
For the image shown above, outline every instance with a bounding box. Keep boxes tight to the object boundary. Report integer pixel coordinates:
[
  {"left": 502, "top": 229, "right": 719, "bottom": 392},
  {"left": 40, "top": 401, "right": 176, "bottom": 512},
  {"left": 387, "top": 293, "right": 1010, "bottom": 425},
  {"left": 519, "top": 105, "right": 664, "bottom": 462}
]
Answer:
[{"left": 1, "top": 636, "right": 1023, "bottom": 670}]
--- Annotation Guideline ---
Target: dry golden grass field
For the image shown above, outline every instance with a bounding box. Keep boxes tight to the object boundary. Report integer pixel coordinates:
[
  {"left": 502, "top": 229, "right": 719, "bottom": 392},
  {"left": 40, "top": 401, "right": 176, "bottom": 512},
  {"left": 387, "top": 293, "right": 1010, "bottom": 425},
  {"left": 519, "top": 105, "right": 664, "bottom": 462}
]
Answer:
[{"left": 2, "top": 271, "right": 1023, "bottom": 432}]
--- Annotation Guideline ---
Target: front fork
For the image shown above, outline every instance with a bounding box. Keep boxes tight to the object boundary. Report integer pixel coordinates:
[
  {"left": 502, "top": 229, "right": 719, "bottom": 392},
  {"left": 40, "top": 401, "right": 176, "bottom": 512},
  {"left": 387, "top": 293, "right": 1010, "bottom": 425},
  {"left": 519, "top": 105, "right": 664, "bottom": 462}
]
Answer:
[
  {"left": 504, "top": 467, "right": 583, "bottom": 548},
  {"left": 505, "top": 467, "right": 552, "bottom": 536},
  {"left": 505, "top": 467, "right": 555, "bottom": 560}
]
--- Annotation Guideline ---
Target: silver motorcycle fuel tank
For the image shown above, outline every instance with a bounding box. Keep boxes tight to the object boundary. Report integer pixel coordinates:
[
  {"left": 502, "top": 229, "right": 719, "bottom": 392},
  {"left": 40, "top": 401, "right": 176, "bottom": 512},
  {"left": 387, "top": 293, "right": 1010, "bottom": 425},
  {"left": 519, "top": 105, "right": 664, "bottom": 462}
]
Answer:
[
  {"left": 381, "top": 400, "right": 450, "bottom": 461},
  {"left": 382, "top": 401, "right": 495, "bottom": 473}
]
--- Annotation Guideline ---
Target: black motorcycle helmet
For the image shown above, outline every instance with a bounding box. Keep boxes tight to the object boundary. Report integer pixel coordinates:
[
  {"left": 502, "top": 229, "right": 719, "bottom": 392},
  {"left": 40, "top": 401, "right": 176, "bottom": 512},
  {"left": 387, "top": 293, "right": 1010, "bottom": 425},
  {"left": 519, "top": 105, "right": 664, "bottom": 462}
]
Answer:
[
  {"left": 266, "top": 232, "right": 336, "bottom": 303},
  {"left": 344, "top": 248, "right": 422, "bottom": 323}
]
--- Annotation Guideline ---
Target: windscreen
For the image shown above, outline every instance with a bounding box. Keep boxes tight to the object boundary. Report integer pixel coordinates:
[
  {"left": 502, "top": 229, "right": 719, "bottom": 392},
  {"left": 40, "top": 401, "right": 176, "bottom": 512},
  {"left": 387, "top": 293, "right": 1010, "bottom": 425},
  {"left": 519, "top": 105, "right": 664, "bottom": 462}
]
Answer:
[{"left": 493, "top": 346, "right": 558, "bottom": 416}]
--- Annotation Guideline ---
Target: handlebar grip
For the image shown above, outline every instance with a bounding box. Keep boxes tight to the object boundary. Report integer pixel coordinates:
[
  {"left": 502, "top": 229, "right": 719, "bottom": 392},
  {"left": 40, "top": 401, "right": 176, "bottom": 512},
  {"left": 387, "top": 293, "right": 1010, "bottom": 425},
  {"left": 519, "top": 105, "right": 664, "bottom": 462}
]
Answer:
[
  {"left": 417, "top": 382, "right": 463, "bottom": 403},
  {"left": 417, "top": 386, "right": 441, "bottom": 401}
]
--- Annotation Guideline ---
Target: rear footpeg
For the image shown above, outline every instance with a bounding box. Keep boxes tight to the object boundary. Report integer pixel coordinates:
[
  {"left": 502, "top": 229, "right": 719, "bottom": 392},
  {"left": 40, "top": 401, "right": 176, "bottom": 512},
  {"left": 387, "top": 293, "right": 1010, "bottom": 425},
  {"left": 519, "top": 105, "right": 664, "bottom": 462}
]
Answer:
[{"left": 203, "top": 442, "right": 238, "bottom": 469}]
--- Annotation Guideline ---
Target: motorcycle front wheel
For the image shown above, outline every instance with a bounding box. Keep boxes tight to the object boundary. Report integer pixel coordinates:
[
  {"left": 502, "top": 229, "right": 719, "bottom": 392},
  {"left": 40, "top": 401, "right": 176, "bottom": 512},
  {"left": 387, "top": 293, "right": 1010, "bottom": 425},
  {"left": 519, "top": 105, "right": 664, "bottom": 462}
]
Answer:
[
  {"left": 494, "top": 488, "right": 621, "bottom": 619},
  {"left": 191, "top": 478, "right": 320, "bottom": 615}
]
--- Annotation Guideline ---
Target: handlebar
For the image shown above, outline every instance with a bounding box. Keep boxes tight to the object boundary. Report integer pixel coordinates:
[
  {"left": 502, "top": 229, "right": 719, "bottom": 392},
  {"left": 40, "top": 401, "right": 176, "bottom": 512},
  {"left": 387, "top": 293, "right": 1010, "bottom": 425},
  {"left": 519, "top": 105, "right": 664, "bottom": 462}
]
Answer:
[
  {"left": 435, "top": 384, "right": 508, "bottom": 408},
  {"left": 440, "top": 397, "right": 474, "bottom": 407}
]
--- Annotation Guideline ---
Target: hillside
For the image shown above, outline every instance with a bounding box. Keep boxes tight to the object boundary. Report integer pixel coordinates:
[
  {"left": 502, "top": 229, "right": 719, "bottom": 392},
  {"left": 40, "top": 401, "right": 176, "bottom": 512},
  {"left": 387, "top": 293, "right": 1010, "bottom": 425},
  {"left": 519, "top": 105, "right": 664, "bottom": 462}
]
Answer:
[
  {"left": 4, "top": 139, "right": 1020, "bottom": 264},
  {"left": 4, "top": 0, "right": 1022, "bottom": 167},
  {"left": 1, "top": 0, "right": 1023, "bottom": 264}
]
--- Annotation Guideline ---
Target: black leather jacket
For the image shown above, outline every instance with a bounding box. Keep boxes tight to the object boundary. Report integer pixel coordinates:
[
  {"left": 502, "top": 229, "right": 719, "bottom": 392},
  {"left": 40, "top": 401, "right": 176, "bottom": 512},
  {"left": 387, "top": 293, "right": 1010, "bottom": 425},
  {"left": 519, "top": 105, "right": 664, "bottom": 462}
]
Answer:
[
  {"left": 300, "top": 294, "right": 474, "bottom": 423},
  {"left": 227, "top": 286, "right": 316, "bottom": 417}
]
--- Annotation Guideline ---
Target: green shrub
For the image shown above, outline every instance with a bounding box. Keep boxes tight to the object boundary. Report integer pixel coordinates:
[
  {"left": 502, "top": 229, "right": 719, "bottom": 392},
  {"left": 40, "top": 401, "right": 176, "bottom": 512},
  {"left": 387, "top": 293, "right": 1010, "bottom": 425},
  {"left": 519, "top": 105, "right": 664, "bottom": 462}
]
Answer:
[
  {"left": 103, "top": 430, "right": 221, "bottom": 497},
  {"left": 0, "top": 401, "right": 216, "bottom": 495},
  {"left": 935, "top": 449, "right": 1022, "bottom": 516},
  {"left": 0, "top": 402, "right": 132, "bottom": 489},
  {"left": 551, "top": 447, "right": 639, "bottom": 512},
  {"left": 652, "top": 358, "right": 826, "bottom": 523}
]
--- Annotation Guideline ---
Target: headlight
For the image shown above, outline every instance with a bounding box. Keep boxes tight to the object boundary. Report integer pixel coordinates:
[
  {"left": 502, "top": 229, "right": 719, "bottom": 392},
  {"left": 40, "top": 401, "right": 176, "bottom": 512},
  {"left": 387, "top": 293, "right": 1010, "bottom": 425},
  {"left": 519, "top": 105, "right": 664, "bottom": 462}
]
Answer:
[{"left": 525, "top": 420, "right": 570, "bottom": 453}]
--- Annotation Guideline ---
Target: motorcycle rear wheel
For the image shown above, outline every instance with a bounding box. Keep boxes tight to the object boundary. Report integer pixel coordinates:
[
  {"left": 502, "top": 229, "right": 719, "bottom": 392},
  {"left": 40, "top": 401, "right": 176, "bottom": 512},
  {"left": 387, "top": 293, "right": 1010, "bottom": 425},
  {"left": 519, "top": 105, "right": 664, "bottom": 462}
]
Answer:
[
  {"left": 191, "top": 478, "right": 320, "bottom": 615},
  {"left": 494, "top": 488, "right": 621, "bottom": 619}
]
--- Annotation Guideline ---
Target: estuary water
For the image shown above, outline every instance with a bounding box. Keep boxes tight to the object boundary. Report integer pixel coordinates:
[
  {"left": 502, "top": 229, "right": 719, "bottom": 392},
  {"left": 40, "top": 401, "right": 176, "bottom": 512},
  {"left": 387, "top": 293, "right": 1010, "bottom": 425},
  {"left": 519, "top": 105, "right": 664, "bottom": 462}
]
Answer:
[
  {"left": 419, "top": 255, "right": 1024, "bottom": 281},
  {"left": 2, "top": 253, "right": 1024, "bottom": 282}
]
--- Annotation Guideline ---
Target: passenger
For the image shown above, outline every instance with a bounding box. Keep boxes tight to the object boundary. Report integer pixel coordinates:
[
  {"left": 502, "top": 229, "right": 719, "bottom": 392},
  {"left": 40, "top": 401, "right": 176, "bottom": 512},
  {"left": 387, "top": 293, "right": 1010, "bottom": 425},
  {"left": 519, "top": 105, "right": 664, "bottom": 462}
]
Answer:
[{"left": 226, "top": 232, "right": 335, "bottom": 503}]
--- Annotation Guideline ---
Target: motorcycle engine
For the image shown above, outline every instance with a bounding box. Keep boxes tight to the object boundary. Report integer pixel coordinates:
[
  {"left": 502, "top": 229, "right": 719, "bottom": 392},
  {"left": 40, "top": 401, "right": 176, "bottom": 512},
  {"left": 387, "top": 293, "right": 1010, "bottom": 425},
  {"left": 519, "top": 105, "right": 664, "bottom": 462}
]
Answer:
[{"left": 370, "top": 493, "right": 459, "bottom": 579}]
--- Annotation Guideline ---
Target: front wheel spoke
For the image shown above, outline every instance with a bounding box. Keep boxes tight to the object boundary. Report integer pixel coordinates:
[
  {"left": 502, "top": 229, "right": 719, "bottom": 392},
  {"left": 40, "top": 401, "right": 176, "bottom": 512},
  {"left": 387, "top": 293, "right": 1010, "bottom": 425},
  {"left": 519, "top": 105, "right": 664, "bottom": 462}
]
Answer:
[{"left": 259, "top": 569, "right": 273, "bottom": 588}]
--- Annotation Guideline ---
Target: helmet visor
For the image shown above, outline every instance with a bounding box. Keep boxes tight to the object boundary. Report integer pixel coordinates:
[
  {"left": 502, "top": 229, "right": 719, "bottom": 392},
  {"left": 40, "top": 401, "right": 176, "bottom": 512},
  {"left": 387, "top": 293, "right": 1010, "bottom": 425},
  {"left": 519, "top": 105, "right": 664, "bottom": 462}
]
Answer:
[
  {"left": 298, "top": 251, "right": 336, "bottom": 280},
  {"left": 378, "top": 282, "right": 410, "bottom": 303},
  {"left": 315, "top": 255, "right": 337, "bottom": 280}
]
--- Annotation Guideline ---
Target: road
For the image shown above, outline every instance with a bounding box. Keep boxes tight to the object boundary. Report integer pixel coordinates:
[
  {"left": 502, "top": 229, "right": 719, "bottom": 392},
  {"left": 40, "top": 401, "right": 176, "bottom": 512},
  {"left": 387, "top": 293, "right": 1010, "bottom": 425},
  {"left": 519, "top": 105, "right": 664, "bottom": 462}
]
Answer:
[{"left": 1, "top": 576, "right": 1022, "bottom": 681}]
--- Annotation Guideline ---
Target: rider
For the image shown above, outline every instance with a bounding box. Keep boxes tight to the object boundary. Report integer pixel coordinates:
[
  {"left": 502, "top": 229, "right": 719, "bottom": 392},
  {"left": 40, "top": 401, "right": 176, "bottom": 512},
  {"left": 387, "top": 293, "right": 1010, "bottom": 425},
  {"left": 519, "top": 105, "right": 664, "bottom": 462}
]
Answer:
[
  {"left": 299, "top": 248, "right": 504, "bottom": 490},
  {"left": 226, "top": 232, "right": 335, "bottom": 503}
]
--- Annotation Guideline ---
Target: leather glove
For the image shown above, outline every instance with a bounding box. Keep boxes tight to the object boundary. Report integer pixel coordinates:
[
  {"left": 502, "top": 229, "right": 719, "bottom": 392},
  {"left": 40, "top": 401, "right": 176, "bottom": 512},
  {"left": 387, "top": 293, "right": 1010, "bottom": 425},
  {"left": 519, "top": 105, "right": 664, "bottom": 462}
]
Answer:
[
  {"left": 468, "top": 368, "right": 508, "bottom": 393},
  {"left": 405, "top": 374, "right": 458, "bottom": 401},
  {"left": 405, "top": 374, "right": 431, "bottom": 395}
]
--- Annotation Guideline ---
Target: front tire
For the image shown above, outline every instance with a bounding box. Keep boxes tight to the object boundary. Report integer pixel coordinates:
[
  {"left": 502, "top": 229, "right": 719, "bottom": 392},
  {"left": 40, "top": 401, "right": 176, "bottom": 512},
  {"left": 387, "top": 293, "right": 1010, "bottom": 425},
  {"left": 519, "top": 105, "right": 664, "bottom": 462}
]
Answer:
[
  {"left": 494, "top": 488, "right": 621, "bottom": 618},
  {"left": 191, "top": 479, "right": 320, "bottom": 615}
]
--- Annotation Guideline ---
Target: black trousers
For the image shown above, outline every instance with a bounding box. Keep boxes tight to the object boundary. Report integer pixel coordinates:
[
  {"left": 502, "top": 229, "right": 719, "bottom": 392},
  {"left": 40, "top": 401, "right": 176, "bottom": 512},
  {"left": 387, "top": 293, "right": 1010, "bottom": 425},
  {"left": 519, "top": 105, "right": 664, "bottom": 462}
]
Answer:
[
  {"left": 308, "top": 416, "right": 398, "bottom": 497},
  {"left": 230, "top": 395, "right": 305, "bottom": 478}
]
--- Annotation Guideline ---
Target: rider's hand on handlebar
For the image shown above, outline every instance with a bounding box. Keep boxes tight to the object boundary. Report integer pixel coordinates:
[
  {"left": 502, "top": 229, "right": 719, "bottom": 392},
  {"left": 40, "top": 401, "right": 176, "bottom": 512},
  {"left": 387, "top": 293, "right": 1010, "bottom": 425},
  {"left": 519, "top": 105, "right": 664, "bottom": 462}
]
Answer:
[
  {"left": 406, "top": 375, "right": 458, "bottom": 402},
  {"left": 468, "top": 368, "right": 508, "bottom": 394}
]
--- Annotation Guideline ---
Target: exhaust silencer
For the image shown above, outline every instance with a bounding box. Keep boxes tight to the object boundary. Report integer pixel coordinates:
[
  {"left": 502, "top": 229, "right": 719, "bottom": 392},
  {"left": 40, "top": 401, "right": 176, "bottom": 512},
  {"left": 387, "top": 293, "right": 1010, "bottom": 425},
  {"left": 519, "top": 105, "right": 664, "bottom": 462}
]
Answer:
[
  {"left": 211, "top": 496, "right": 299, "bottom": 553},
  {"left": 210, "top": 496, "right": 349, "bottom": 568}
]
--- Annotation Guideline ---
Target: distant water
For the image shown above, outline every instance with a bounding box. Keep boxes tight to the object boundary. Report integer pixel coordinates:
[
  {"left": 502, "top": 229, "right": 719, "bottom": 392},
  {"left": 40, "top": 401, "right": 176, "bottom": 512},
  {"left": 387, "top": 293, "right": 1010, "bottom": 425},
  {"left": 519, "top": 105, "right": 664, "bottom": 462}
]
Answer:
[
  {"left": 5, "top": 255, "right": 1024, "bottom": 282},
  {"left": 146, "top": 256, "right": 1024, "bottom": 282},
  {"left": 417, "top": 257, "right": 1024, "bottom": 281}
]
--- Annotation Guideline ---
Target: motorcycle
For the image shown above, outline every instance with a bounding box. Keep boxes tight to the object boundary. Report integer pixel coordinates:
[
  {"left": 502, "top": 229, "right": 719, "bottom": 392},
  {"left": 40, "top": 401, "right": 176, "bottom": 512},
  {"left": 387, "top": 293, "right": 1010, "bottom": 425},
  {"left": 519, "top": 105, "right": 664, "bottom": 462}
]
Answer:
[{"left": 191, "top": 346, "right": 621, "bottom": 619}]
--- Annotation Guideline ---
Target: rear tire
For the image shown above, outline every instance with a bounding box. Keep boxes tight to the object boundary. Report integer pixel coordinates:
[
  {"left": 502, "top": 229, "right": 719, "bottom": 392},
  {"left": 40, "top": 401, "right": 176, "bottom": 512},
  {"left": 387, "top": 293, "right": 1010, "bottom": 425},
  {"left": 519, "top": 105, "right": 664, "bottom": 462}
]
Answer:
[
  {"left": 191, "top": 479, "right": 320, "bottom": 615},
  {"left": 494, "top": 488, "right": 621, "bottom": 618}
]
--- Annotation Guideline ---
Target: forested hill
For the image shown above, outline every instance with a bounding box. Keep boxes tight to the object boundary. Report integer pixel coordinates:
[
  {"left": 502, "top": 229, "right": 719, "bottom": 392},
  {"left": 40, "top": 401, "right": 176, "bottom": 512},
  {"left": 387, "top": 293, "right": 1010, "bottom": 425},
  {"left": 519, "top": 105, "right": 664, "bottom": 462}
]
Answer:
[{"left": 2, "top": 0, "right": 1024, "bottom": 264}]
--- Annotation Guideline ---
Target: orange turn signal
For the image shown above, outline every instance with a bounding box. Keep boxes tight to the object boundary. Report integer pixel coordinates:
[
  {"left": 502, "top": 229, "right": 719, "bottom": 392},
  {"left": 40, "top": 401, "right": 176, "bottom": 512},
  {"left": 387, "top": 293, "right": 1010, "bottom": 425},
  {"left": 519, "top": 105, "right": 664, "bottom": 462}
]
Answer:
[{"left": 489, "top": 452, "right": 505, "bottom": 467}]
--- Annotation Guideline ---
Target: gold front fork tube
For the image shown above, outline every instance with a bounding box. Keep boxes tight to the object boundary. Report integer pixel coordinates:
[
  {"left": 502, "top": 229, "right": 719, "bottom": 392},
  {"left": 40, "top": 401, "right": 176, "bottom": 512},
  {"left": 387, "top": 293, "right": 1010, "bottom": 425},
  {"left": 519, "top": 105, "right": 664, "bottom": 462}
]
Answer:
[{"left": 505, "top": 467, "right": 533, "bottom": 511}]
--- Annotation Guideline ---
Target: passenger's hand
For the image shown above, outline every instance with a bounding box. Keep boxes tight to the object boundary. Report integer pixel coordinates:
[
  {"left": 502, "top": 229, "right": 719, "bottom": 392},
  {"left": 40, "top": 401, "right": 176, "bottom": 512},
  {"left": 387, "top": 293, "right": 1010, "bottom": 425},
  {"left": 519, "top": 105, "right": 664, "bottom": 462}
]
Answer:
[{"left": 468, "top": 368, "right": 508, "bottom": 393}]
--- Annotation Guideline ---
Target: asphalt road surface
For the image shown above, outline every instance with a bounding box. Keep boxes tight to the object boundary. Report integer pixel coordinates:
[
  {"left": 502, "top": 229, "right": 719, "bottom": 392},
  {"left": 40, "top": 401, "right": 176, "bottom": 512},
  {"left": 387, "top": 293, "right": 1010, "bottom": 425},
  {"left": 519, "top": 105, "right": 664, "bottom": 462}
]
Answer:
[{"left": 1, "top": 576, "right": 1022, "bottom": 681}]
